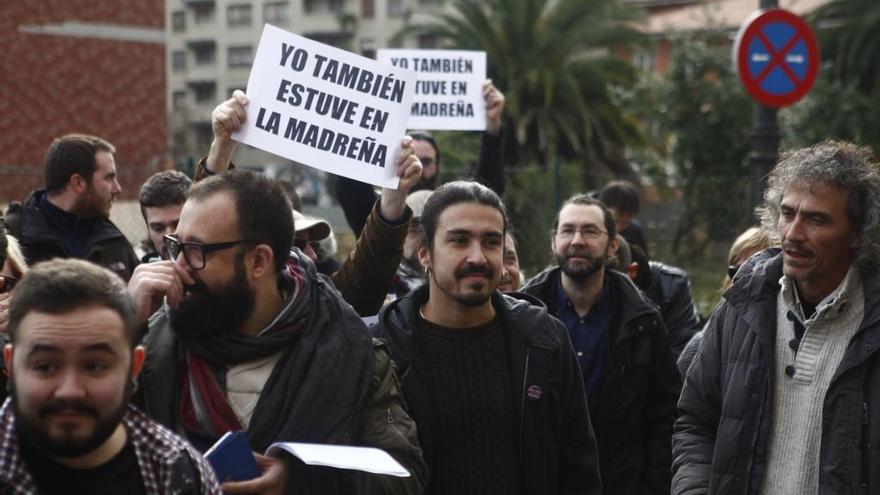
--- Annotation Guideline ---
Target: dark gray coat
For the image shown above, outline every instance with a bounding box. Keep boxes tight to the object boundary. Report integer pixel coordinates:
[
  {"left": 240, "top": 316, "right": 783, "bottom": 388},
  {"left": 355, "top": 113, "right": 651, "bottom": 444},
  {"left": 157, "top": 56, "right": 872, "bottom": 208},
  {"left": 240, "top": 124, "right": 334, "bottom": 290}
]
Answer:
[{"left": 673, "top": 248, "right": 880, "bottom": 494}]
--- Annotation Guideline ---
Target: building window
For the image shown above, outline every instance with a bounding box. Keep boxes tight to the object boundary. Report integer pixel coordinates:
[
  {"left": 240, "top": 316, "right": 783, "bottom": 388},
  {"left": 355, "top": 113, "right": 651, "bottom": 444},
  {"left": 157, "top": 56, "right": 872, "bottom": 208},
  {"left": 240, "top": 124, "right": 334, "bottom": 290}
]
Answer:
[
  {"left": 387, "top": 0, "right": 403, "bottom": 17},
  {"left": 193, "top": 83, "right": 217, "bottom": 105},
  {"left": 328, "top": 0, "right": 343, "bottom": 13},
  {"left": 172, "top": 90, "right": 187, "bottom": 109},
  {"left": 172, "top": 50, "right": 187, "bottom": 71},
  {"left": 264, "top": 2, "right": 289, "bottom": 24},
  {"left": 171, "top": 11, "right": 186, "bottom": 32},
  {"left": 418, "top": 33, "right": 438, "bottom": 48},
  {"left": 361, "top": 0, "right": 374, "bottom": 18},
  {"left": 192, "top": 4, "right": 214, "bottom": 23},
  {"left": 228, "top": 4, "right": 252, "bottom": 27},
  {"left": 193, "top": 44, "right": 216, "bottom": 65},
  {"left": 419, "top": 0, "right": 443, "bottom": 4},
  {"left": 228, "top": 45, "right": 253, "bottom": 68}
]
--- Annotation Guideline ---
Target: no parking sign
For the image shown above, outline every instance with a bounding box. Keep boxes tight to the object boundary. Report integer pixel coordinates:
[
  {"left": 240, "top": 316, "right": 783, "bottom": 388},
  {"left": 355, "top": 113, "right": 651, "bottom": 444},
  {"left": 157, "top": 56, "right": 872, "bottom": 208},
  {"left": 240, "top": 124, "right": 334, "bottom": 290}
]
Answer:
[{"left": 734, "top": 9, "right": 819, "bottom": 108}]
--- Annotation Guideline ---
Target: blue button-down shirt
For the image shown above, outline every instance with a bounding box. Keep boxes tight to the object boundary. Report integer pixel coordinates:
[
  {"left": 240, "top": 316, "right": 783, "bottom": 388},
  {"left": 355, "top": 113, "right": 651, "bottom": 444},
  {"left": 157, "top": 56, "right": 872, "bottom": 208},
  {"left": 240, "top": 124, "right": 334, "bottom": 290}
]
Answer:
[{"left": 555, "top": 277, "right": 610, "bottom": 403}]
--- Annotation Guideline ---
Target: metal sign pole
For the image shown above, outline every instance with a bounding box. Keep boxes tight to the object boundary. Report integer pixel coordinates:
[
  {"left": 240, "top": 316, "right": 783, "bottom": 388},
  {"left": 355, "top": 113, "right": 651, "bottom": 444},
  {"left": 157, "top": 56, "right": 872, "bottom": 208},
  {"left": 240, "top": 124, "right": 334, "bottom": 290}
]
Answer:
[{"left": 748, "top": 0, "right": 779, "bottom": 218}]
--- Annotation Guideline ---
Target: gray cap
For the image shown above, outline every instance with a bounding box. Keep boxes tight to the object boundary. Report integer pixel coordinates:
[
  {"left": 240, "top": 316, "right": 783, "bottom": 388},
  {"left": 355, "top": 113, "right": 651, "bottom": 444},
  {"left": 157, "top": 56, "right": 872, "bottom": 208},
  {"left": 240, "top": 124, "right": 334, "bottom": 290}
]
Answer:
[{"left": 405, "top": 190, "right": 433, "bottom": 218}]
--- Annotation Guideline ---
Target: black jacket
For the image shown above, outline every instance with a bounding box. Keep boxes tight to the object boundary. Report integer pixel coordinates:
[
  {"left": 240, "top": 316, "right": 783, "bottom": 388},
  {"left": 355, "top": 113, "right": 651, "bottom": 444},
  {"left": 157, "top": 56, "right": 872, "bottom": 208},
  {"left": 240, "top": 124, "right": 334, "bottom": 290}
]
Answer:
[
  {"left": 13, "top": 191, "right": 138, "bottom": 281},
  {"left": 139, "top": 254, "right": 427, "bottom": 495},
  {"left": 522, "top": 267, "right": 680, "bottom": 495},
  {"left": 373, "top": 286, "right": 602, "bottom": 495},
  {"left": 673, "top": 249, "right": 880, "bottom": 494},
  {"left": 647, "top": 261, "right": 703, "bottom": 359}
]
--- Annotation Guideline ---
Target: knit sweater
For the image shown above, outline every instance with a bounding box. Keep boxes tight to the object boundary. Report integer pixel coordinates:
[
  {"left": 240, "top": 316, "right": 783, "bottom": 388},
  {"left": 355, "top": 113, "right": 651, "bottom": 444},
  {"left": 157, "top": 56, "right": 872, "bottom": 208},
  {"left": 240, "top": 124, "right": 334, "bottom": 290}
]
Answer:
[
  {"left": 414, "top": 314, "right": 521, "bottom": 495},
  {"left": 761, "top": 266, "right": 864, "bottom": 493}
]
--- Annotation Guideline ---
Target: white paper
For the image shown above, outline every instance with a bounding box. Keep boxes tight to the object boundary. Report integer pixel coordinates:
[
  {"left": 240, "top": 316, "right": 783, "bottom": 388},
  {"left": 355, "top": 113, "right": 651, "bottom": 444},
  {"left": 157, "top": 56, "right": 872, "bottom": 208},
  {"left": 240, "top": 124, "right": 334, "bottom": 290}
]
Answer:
[
  {"left": 266, "top": 442, "right": 410, "bottom": 477},
  {"left": 233, "top": 24, "right": 418, "bottom": 189},
  {"left": 377, "top": 49, "right": 486, "bottom": 131}
]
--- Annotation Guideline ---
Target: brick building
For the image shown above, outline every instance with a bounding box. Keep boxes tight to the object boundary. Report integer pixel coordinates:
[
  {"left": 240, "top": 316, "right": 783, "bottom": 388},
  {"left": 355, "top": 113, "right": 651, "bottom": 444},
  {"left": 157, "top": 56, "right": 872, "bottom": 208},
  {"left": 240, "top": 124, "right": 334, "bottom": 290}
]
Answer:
[{"left": 0, "top": 0, "right": 166, "bottom": 203}]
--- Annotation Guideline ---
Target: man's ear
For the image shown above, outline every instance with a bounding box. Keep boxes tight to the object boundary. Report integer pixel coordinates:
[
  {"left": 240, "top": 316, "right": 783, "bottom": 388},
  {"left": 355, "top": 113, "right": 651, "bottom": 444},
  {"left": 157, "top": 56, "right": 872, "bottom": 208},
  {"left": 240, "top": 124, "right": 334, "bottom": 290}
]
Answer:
[
  {"left": 69, "top": 173, "right": 89, "bottom": 195},
  {"left": 607, "top": 235, "right": 620, "bottom": 259},
  {"left": 3, "top": 344, "right": 12, "bottom": 379},
  {"left": 249, "top": 244, "right": 275, "bottom": 280},
  {"left": 418, "top": 243, "right": 431, "bottom": 273},
  {"left": 627, "top": 262, "right": 640, "bottom": 282},
  {"left": 130, "top": 346, "right": 145, "bottom": 380}
]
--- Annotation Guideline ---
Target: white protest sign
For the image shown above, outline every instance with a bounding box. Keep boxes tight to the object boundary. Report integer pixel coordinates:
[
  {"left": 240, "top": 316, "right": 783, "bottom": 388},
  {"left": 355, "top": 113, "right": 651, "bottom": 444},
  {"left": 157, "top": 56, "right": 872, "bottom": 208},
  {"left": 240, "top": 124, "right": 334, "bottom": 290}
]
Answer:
[
  {"left": 233, "top": 24, "right": 418, "bottom": 188},
  {"left": 377, "top": 49, "right": 486, "bottom": 131}
]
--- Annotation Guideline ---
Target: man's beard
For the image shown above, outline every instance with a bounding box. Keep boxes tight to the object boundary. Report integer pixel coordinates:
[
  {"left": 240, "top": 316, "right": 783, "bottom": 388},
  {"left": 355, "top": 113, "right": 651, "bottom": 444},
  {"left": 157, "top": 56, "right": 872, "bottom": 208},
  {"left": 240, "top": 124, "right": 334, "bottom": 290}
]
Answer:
[
  {"left": 439, "top": 263, "right": 496, "bottom": 307},
  {"left": 556, "top": 248, "right": 606, "bottom": 282},
  {"left": 73, "top": 187, "right": 111, "bottom": 219},
  {"left": 12, "top": 377, "right": 131, "bottom": 459},
  {"left": 170, "top": 256, "right": 256, "bottom": 339}
]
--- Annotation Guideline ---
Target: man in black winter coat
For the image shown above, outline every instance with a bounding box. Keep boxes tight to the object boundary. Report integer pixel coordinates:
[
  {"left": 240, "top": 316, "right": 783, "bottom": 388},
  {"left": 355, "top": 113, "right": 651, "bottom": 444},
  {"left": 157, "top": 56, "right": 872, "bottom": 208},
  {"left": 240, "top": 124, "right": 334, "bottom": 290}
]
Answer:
[
  {"left": 521, "top": 194, "right": 680, "bottom": 495},
  {"left": 374, "top": 180, "right": 602, "bottom": 495},
  {"left": 12, "top": 134, "right": 138, "bottom": 281},
  {"left": 674, "top": 141, "right": 880, "bottom": 494}
]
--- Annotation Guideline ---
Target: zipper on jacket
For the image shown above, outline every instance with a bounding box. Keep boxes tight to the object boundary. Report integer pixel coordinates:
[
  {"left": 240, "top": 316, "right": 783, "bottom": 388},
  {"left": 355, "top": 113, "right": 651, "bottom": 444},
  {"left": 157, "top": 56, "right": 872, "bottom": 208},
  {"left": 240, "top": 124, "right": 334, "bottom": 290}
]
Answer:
[
  {"left": 862, "top": 400, "right": 869, "bottom": 492},
  {"left": 519, "top": 348, "right": 530, "bottom": 450}
]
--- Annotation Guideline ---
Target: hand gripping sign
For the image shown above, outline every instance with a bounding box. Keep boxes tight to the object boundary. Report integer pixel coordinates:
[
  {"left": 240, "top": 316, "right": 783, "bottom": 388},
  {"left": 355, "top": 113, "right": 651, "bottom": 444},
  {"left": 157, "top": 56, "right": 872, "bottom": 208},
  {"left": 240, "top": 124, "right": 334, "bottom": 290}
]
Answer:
[
  {"left": 733, "top": 9, "right": 819, "bottom": 108},
  {"left": 233, "top": 24, "right": 418, "bottom": 188}
]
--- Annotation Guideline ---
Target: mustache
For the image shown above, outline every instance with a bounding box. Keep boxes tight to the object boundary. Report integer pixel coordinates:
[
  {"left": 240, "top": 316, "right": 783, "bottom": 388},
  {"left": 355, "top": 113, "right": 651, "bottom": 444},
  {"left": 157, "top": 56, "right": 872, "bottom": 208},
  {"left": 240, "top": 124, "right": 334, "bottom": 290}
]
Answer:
[
  {"left": 564, "top": 248, "right": 593, "bottom": 259},
  {"left": 782, "top": 242, "right": 814, "bottom": 256},
  {"left": 455, "top": 264, "right": 494, "bottom": 279},
  {"left": 39, "top": 400, "right": 99, "bottom": 419}
]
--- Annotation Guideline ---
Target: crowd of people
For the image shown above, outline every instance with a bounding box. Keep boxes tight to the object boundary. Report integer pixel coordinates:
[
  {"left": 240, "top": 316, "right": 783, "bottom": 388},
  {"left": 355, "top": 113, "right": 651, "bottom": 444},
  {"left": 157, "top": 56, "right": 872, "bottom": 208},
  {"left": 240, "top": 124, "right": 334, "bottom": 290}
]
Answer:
[{"left": 1, "top": 81, "right": 879, "bottom": 495}]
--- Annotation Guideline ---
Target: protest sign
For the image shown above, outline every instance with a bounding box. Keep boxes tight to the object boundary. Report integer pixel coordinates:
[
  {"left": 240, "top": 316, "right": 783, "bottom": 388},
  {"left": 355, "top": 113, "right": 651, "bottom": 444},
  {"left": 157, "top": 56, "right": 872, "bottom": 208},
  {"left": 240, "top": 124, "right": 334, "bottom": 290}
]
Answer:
[
  {"left": 377, "top": 49, "right": 486, "bottom": 131},
  {"left": 233, "top": 24, "right": 417, "bottom": 188}
]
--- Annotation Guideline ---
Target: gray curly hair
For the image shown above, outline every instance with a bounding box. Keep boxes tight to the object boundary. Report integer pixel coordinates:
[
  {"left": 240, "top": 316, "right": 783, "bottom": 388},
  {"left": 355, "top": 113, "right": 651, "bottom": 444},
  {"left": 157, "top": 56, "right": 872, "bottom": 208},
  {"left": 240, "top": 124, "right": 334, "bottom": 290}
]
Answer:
[{"left": 756, "top": 140, "right": 880, "bottom": 272}]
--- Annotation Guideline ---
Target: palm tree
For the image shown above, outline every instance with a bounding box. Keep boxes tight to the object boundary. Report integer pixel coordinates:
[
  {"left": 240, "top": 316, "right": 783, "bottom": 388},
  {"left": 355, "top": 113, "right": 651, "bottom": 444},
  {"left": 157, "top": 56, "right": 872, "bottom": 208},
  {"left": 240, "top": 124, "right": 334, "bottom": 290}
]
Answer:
[{"left": 396, "top": 0, "right": 648, "bottom": 184}]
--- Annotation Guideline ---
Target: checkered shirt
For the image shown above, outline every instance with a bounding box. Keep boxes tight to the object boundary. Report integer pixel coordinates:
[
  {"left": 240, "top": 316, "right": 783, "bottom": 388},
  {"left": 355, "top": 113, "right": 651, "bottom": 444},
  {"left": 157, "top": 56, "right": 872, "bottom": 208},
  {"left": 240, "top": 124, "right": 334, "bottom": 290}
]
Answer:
[{"left": 0, "top": 399, "right": 220, "bottom": 494}]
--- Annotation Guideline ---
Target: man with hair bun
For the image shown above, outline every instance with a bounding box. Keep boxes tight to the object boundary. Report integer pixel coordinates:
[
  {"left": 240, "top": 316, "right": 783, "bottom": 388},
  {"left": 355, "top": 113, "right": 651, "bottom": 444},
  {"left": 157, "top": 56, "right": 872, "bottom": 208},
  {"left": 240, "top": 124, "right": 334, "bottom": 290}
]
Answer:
[{"left": 674, "top": 140, "right": 880, "bottom": 493}]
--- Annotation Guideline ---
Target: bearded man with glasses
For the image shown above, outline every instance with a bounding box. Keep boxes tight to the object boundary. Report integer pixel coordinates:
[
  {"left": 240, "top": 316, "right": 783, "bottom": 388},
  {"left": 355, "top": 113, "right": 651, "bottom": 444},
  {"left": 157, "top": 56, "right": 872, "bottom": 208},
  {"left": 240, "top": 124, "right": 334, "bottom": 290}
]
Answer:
[
  {"left": 522, "top": 194, "right": 680, "bottom": 495},
  {"left": 126, "top": 170, "right": 427, "bottom": 495}
]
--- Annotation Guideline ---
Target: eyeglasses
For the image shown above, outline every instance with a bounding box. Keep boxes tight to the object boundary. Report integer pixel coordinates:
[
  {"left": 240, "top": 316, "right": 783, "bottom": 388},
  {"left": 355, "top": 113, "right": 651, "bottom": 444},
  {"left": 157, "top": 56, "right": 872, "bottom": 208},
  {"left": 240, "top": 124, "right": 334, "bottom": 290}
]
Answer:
[
  {"left": 0, "top": 275, "right": 17, "bottom": 294},
  {"left": 164, "top": 235, "right": 255, "bottom": 270},
  {"left": 554, "top": 226, "right": 608, "bottom": 240}
]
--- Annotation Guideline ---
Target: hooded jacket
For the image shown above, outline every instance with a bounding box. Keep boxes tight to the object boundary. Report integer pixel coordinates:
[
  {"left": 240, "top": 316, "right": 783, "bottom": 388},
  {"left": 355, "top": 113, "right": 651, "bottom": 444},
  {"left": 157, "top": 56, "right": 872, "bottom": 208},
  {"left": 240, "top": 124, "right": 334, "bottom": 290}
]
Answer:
[
  {"left": 13, "top": 190, "right": 138, "bottom": 281},
  {"left": 373, "top": 285, "right": 602, "bottom": 494},
  {"left": 673, "top": 249, "right": 880, "bottom": 494},
  {"left": 522, "top": 267, "right": 680, "bottom": 495}
]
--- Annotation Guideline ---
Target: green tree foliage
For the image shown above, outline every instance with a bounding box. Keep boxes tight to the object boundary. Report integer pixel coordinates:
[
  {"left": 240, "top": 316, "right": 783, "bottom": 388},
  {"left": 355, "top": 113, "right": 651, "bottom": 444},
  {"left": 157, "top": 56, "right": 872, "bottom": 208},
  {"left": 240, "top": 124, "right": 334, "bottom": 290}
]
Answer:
[
  {"left": 621, "top": 33, "right": 753, "bottom": 256},
  {"left": 397, "top": 0, "right": 649, "bottom": 187}
]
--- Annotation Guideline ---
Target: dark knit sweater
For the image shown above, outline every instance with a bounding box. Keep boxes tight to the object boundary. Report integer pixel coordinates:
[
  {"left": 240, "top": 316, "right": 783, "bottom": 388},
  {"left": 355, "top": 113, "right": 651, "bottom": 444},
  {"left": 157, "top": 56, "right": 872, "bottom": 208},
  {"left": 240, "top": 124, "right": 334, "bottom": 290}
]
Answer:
[{"left": 415, "top": 314, "right": 521, "bottom": 495}]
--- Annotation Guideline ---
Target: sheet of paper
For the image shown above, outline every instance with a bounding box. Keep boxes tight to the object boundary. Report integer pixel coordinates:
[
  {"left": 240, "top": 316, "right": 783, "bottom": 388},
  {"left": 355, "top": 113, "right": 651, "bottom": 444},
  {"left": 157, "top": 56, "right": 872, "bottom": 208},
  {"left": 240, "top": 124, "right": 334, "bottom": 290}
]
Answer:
[
  {"left": 266, "top": 442, "right": 411, "bottom": 477},
  {"left": 377, "top": 49, "right": 486, "bottom": 131},
  {"left": 233, "top": 24, "right": 418, "bottom": 189}
]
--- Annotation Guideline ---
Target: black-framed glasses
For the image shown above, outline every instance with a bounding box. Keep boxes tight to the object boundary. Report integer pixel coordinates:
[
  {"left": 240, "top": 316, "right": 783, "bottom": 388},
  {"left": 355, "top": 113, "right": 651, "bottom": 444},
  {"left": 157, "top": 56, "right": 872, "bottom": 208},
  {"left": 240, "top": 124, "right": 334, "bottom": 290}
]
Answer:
[
  {"left": 0, "top": 275, "right": 17, "bottom": 294},
  {"left": 164, "top": 234, "right": 255, "bottom": 270}
]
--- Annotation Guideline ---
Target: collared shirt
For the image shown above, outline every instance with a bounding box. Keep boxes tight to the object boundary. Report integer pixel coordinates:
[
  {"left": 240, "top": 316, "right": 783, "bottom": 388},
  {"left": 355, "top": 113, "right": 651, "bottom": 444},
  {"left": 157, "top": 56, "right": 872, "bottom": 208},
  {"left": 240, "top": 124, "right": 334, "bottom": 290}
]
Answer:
[
  {"left": 555, "top": 277, "right": 611, "bottom": 401},
  {"left": 0, "top": 400, "right": 220, "bottom": 495}
]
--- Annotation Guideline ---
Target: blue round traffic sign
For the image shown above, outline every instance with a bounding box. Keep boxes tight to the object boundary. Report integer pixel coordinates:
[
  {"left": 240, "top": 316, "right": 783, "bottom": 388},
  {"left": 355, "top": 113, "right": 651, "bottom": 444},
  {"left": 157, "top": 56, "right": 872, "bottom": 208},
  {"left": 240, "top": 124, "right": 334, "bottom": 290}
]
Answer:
[{"left": 734, "top": 9, "right": 819, "bottom": 108}]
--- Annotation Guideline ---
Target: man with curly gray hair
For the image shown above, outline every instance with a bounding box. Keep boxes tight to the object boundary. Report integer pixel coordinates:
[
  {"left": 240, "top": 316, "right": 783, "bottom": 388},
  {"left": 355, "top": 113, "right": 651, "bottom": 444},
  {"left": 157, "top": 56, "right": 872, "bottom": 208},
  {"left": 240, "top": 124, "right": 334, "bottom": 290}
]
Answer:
[{"left": 673, "top": 140, "right": 880, "bottom": 494}]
